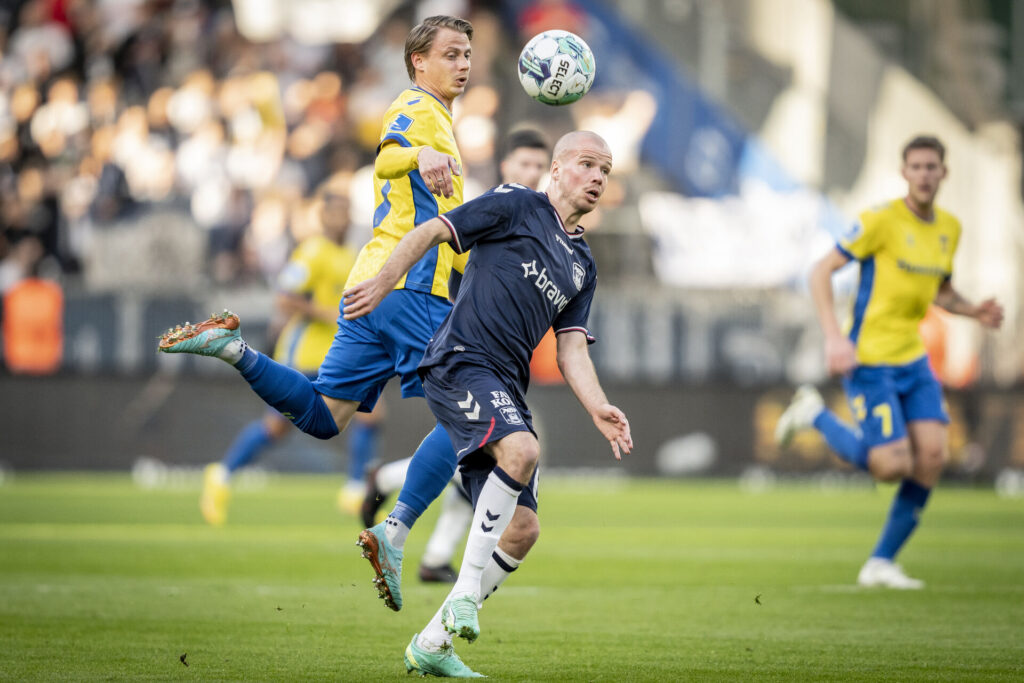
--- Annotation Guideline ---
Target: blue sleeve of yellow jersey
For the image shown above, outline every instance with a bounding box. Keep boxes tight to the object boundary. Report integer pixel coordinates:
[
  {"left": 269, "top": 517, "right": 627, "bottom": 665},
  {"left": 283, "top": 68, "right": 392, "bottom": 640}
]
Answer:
[
  {"left": 379, "top": 111, "right": 417, "bottom": 151},
  {"left": 378, "top": 96, "right": 440, "bottom": 152},
  {"left": 838, "top": 212, "right": 885, "bottom": 261}
]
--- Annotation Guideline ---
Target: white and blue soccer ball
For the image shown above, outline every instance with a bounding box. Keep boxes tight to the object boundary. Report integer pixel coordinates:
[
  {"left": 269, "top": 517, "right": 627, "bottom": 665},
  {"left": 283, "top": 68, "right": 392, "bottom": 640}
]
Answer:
[{"left": 517, "top": 30, "right": 596, "bottom": 106}]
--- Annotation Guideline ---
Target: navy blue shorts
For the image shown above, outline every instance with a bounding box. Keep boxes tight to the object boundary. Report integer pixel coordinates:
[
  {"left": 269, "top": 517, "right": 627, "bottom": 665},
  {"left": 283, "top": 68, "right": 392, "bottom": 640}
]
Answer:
[
  {"left": 311, "top": 289, "right": 451, "bottom": 412},
  {"left": 423, "top": 361, "right": 538, "bottom": 512},
  {"left": 842, "top": 355, "right": 949, "bottom": 448}
]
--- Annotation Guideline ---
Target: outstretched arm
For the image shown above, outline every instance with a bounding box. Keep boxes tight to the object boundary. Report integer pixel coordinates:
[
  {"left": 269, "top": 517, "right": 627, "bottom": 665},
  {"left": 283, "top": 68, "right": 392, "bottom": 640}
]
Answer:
[
  {"left": 934, "top": 281, "right": 1004, "bottom": 329},
  {"left": 809, "top": 247, "right": 857, "bottom": 375},
  {"left": 556, "top": 330, "right": 633, "bottom": 460},
  {"left": 376, "top": 143, "right": 461, "bottom": 198},
  {"left": 342, "top": 218, "right": 451, "bottom": 319}
]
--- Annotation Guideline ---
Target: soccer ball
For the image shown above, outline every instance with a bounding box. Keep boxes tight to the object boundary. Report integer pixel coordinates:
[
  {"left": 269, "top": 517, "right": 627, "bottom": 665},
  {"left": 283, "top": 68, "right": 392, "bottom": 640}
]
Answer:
[{"left": 517, "top": 30, "right": 596, "bottom": 106}]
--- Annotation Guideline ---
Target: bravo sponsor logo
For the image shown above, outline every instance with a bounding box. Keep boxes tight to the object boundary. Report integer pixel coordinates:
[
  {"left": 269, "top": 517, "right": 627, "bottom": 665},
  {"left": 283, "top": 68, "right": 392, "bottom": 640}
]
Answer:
[{"left": 521, "top": 260, "right": 570, "bottom": 312}]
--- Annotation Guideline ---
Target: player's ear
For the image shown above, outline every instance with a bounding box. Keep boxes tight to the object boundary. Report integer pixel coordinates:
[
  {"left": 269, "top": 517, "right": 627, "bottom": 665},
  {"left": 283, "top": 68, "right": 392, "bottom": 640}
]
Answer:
[{"left": 410, "top": 51, "right": 426, "bottom": 74}]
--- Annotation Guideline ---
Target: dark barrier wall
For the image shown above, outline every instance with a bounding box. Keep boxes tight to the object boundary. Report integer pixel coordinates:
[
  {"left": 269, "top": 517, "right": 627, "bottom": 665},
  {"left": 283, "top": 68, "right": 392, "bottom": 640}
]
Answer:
[
  {"left": 49, "top": 290, "right": 821, "bottom": 384},
  {"left": 2, "top": 374, "right": 1021, "bottom": 480}
]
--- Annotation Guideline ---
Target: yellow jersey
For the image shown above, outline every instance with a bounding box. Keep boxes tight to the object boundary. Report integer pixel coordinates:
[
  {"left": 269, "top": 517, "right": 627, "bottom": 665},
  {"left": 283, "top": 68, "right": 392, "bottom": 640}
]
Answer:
[
  {"left": 345, "top": 87, "right": 464, "bottom": 299},
  {"left": 273, "top": 235, "right": 357, "bottom": 372},
  {"left": 838, "top": 198, "right": 961, "bottom": 366}
]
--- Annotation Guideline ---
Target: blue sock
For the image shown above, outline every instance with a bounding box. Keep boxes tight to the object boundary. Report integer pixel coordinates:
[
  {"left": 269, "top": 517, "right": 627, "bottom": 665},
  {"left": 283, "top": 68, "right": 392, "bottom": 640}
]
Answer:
[
  {"left": 222, "top": 420, "right": 274, "bottom": 474},
  {"left": 388, "top": 423, "right": 457, "bottom": 528},
  {"left": 813, "top": 410, "right": 869, "bottom": 470},
  {"left": 347, "top": 421, "right": 378, "bottom": 482},
  {"left": 236, "top": 351, "right": 339, "bottom": 440},
  {"left": 872, "top": 479, "right": 932, "bottom": 560}
]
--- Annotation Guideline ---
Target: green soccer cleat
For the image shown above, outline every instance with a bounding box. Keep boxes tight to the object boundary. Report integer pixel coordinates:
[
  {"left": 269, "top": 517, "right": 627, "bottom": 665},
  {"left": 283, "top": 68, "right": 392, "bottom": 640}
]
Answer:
[
  {"left": 356, "top": 521, "right": 403, "bottom": 611},
  {"left": 157, "top": 310, "right": 241, "bottom": 358},
  {"left": 404, "top": 634, "right": 484, "bottom": 678},
  {"left": 441, "top": 594, "right": 480, "bottom": 643}
]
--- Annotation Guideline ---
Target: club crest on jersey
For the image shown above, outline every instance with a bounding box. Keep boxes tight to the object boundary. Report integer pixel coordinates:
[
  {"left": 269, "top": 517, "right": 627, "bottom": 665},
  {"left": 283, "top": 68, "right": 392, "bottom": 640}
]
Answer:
[
  {"left": 499, "top": 406, "right": 524, "bottom": 425},
  {"left": 572, "top": 263, "right": 585, "bottom": 290}
]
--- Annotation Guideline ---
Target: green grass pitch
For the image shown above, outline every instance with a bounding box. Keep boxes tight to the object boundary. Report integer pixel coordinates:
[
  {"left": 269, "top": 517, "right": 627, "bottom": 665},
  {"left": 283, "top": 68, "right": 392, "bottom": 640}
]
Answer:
[{"left": 1, "top": 473, "right": 1022, "bottom": 681}]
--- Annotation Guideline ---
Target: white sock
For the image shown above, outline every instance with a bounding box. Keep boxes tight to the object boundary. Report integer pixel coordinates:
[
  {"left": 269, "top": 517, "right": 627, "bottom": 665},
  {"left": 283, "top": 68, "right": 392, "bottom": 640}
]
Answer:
[
  {"left": 215, "top": 337, "right": 247, "bottom": 365},
  {"left": 450, "top": 468, "right": 521, "bottom": 599},
  {"left": 417, "top": 605, "right": 453, "bottom": 652},
  {"left": 376, "top": 457, "right": 412, "bottom": 495},
  {"left": 383, "top": 515, "right": 410, "bottom": 548},
  {"left": 421, "top": 487, "right": 473, "bottom": 568},
  {"left": 478, "top": 547, "right": 521, "bottom": 606}
]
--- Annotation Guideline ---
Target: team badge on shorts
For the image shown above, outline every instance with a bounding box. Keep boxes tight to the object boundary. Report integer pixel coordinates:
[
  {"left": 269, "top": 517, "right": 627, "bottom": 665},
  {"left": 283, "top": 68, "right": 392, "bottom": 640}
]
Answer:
[
  {"left": 500, "top": 406, "right": 524, "bottom": 425},
  {"left": 489, "top": 390, "right": 524, "bottom": 425}
]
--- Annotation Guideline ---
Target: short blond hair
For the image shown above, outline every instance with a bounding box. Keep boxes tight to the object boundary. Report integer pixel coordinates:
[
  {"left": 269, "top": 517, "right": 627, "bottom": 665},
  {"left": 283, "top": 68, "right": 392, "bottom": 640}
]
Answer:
[{"left": 404, "top": 16, "right": 473, "bottom": 81}]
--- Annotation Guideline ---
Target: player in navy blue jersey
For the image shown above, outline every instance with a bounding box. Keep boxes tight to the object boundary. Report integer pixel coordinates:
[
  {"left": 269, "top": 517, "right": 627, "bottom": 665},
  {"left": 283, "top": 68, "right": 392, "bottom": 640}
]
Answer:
[
  {"left": 360, "top": 129, "right": 552, "bottom": 586},
  {"left": 344, "top": 131, "right": 632, "bottom": 678}
]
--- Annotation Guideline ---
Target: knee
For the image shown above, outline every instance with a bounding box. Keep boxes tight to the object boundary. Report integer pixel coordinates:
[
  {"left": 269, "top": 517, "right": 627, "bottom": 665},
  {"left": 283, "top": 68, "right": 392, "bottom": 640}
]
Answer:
[
  {"left": 500, "top": 444, "right": 539, "bottom": 482},
  {"left": 870, "top": 448, "right": 914, "bottom": 482}
]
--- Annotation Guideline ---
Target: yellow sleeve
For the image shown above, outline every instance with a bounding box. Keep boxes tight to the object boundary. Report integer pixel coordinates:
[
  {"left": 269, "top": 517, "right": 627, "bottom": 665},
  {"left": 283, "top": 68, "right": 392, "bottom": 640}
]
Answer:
[
  {"left": 838, "top": 209, "right": 887, "bottom": 260},
  {"left": 375, "top": 142, "right": 425, "bottom": 180},
  {"left": 945, "top": 216, "right": 962, "bottom": 278},
  {"left": 278, "top": 240, "right": 317, "bottom": 294},
  {"left": 451, "top": 249, "right": 469, "bottom": 274}
]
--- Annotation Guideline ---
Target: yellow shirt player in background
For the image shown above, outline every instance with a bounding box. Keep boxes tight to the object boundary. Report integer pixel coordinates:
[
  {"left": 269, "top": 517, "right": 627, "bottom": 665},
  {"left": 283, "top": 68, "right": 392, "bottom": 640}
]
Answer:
[
  {"left": 200, "top": 187, "right": 382, "bottom": 524},
  {"left": 775, "top": 136, "right": 1003, "bottom": 588}
]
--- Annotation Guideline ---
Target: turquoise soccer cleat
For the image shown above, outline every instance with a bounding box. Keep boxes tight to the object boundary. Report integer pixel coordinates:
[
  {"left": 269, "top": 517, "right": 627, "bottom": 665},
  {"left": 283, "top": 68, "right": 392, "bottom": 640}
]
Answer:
[
  {"left": 157, "top": 311, "right": 241, "bottom": 357},
  {"left": 404, "top": 634, "right": 484, "bottom": 678},
  {"left": 441, "top": 594, "right": 480, "bottom": 643},
  {"left": 356, "top": 521, "right": 403, "bottom": 611}
]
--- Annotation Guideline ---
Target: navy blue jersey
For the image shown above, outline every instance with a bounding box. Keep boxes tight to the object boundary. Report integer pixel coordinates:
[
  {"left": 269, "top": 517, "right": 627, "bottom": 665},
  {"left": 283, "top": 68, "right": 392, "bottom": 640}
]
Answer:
[{"left": 421, "top": 183, "right": 597, "bottom": 393}]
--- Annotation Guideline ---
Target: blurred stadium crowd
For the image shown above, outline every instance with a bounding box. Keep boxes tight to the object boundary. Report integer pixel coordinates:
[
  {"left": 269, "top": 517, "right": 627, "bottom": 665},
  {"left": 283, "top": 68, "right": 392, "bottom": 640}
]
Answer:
[
  {"left": 1, "top": 0, "right": 1022, "bottom": 390},
  {"left": 0, "top": 0, "right": 601, "bottom": 294}
]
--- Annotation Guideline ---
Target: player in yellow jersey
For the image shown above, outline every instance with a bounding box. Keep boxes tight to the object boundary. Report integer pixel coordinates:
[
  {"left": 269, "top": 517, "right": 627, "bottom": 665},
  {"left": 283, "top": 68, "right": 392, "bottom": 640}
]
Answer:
[
  {"left": 157, "top": 17, "right": 475, "bottom": 619},
  {"left": 775, "top": 136, "right": 1003, "bottom": 588},
  {"left": 198, "top": 189, "right": 382, "bottom": 525}
]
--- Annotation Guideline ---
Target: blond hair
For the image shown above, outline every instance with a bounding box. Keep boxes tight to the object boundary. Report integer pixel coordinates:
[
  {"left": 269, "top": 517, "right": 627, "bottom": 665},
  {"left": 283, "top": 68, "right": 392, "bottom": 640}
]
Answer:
[{"left": 404, "top": 16, "right": 473, "bottom": 81}]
